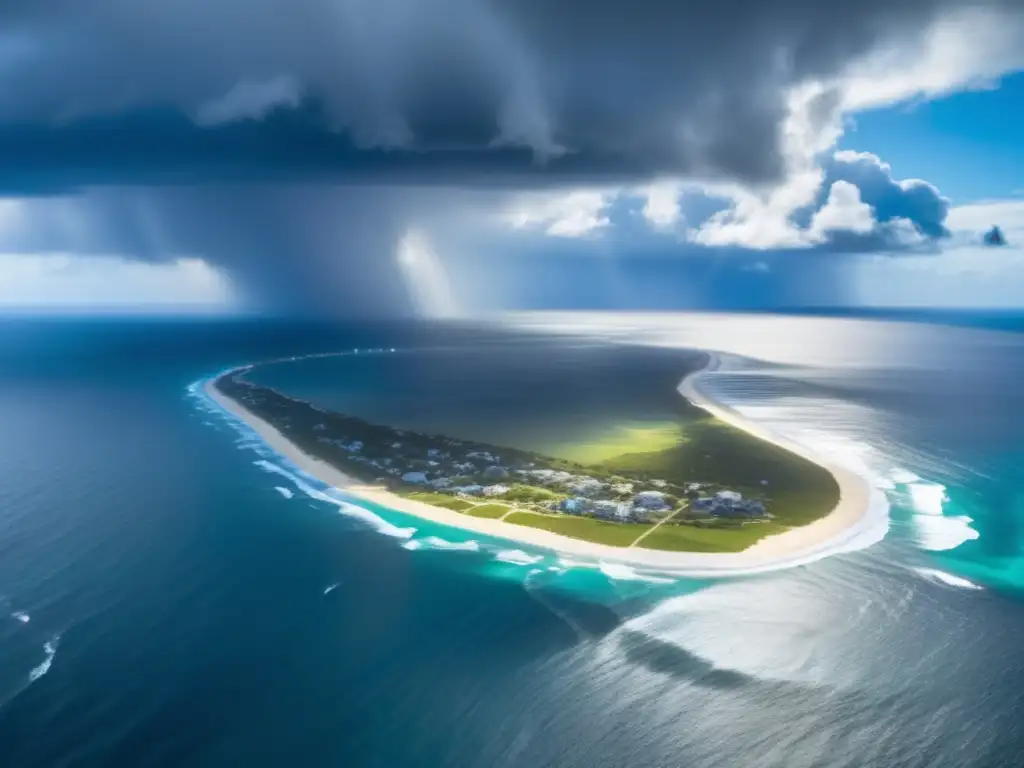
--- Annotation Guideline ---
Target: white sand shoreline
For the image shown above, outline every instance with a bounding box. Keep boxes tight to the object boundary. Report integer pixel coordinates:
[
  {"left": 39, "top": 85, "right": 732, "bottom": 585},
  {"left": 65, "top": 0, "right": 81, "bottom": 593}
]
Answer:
[{"left": 202, "top": 351, "right": 884, "bottom": 575}]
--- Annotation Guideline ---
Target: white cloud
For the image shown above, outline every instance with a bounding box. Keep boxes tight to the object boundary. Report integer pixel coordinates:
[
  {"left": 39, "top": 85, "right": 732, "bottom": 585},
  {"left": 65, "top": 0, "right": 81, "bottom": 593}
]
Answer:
[
  {"left": 809, "top": 181, "right": 875, "bottom": 237},
  {"left": 0, "top": 254, "right": 236, "bottom": 310},
  {"left": 501, "top": 189, "right": 614, "bottom": 237},
  {"left": 839, "top": 9, "right": 1024, "bottom": 111},
  {"left": 688, "top": 83, "right": 842, "bottom": 249},
  {"left": 195, "top": 75, "right": 302, "bottom": 127},
  {"left": 638, "top": 181, "right": 684, "bottom": 232}
]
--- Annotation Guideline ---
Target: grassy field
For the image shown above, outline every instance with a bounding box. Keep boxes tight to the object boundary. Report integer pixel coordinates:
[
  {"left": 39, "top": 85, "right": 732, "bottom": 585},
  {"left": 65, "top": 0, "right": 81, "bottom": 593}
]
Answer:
[
  {"left": 540, "top": 421, "right": 684, "bottom": 464},
  {"left": 602, "top": 413, "right": 839, "bottom": 531},
  {"left": 465, "top": 504, "right": 511, "bottom": 519},
  {"left": 403, "top": 491, "right": 475, "bottom": 511},
  {"left": 638, "top": 521, "right": 789, "bottom": 552},
  {"left": 503, "top": 511, "right": 651, "bottom": 547}
]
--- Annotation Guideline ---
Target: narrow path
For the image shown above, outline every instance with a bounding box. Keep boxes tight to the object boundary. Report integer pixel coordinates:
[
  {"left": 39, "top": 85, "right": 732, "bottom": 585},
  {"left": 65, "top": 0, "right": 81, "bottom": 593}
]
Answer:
[{"left": 628, "top": 502, "right": 688, "bottom": 548}]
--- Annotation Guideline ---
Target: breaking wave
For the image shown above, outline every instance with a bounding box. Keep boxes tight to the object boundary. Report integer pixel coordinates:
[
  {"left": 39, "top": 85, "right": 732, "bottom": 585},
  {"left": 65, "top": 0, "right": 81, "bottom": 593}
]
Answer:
[
  {"left": 253, "top": 459, "right": 416, "bottom": 540},
  {"left": 903, "top": 480, "right": 979, "bottom": 552},
  {"left": 912, "top": 567, "right": 983, "bottom": 590}
]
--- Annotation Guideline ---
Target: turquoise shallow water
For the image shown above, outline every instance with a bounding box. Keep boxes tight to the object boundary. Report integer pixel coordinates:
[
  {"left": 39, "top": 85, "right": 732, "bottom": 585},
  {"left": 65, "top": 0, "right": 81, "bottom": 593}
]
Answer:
[{"left": 2, "top": 314, "right": 1024, "bottom": 767}]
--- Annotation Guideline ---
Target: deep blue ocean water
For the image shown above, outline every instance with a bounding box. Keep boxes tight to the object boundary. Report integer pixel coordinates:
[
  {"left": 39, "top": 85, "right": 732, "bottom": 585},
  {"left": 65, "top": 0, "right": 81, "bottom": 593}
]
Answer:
[{"left": 2, "top": 312, "right": 1024, "bottom": 767}]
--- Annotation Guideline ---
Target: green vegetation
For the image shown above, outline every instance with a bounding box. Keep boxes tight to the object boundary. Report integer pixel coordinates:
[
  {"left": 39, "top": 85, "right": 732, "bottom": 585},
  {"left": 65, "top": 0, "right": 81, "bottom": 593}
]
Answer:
[
  {"left": 500, "top": 484, "right": 561, "bottom": 503},
  {"left": 503, "top": 511, "right": 651, "bottom": 547},
  {"left": 466, "top": 504, "right": 511, "bottom": 519},
  {"left": 541, "top": 421, "right": 684, "bottom": 464},
  {"left": 637, "top": 520, "right": 789, "bottom": 552},
  {"left": 217, "top": 358, "right": 840, "bottom": 554},
  {"left": 403, "top": 491, "right": 474, "bottom": 511}
]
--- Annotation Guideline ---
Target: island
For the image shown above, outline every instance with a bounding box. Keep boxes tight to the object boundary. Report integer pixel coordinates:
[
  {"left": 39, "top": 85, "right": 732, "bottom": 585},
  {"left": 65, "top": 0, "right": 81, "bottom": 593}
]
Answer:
[{"left": 205, "top": 352, "right": 877, "bottom": 572}]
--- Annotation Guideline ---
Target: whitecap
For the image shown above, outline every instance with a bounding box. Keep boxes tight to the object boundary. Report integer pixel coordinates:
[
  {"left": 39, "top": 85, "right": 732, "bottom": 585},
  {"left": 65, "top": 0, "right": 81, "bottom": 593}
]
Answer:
[
  {"left": 28, "top": 636, "right": 59, "bottom": 683},
  {"left": 912, "top": 567, "right": 983, "bottom": 590},
  {"left": 323, "top": 583, "right": 339, "bottom": 594},
  {"left": 599, "top": 562, "right": 675, "bottom": 584},
  {"left": 495, "top": 549, "right": 544, "bottom": 566},
  {"left": 12, "top": 611, "right": 29, "bottom": 624},
  {"left": 274, "top": 486, "right": 294, "bottom": 499},
  {"left": 401, "top": 540, "right": 423, "bottom": 551}
]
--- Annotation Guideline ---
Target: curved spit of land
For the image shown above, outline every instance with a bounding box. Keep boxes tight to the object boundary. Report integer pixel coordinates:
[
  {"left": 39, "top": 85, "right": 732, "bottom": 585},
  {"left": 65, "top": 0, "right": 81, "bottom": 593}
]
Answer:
[{"left": 203, "top": 351, "right": 886, "bottom": 575}]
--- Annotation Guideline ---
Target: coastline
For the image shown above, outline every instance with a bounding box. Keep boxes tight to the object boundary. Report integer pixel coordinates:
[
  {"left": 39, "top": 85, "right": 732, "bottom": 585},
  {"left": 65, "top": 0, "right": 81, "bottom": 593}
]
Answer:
[{"left": 203, "top": 352, "right": 883, "bottom": 575}]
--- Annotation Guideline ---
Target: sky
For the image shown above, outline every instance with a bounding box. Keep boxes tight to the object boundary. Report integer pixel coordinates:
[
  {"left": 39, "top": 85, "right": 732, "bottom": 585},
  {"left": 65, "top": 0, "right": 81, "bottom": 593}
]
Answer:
[{"left": 0, "top": 0, "right": 1023, "bottom": 317}]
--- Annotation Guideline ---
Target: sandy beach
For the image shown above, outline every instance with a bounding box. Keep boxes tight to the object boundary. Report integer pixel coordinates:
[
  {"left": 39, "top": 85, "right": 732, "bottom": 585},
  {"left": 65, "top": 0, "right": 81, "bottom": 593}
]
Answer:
[{"left": 204, "top": 353, "right": 882, "bottom": 575}]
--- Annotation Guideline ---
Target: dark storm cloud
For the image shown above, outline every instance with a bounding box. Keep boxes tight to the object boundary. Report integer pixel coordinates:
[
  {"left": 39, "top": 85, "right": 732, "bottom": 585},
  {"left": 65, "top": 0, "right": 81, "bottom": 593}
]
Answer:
[
  {"left": 0, "top": 184, "right": 513, "bottom": 315},
  {"left": 1, "top": 0, "right": 1018, "bottom": 189}
]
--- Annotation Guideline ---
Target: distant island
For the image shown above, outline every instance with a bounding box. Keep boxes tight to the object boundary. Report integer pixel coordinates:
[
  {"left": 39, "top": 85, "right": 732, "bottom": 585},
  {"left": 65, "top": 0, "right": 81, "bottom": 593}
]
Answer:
[{"left": 206, "top": 352, "right": 874, "bottom": 570}]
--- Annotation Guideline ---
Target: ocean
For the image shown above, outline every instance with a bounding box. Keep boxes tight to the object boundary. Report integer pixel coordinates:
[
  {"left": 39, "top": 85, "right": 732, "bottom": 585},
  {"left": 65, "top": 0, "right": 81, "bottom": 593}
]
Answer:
[{"left": 2, "top": 312, "right": 1024, "bottom": 767}]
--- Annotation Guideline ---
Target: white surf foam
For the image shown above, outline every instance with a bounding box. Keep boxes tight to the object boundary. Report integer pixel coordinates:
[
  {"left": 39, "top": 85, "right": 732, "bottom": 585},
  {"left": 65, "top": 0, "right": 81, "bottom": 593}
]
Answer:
[
  {"left": 913, "top": 514, "right": 979, "bottom": 551},
  {"left": 12, "top": 612, "right": 29, "bottom": 623},
  {"left": 418, "top": 536, "right": 480, "bottom": 552},
  {"left": 28, "top": 636, "right": 59, "bottom": 683},
  {"left": 323, "top": 583, "right": 339, "bottom": 594},
  {"left": 599, "top": 562, "right": 675, "bottom": 584},
  {"left": 401, "top": 540, "right": 423, "bottom": 550},
  {"left": 557, "top": 557, "right": 601, "bottom": 570},
  {"left": 274, "top": 486, "right": 294, "bottom": 499},
  {"left": 906, "top": 481, "right": 979, "bottom": 552},
  {"left": 495, "top": 549, "right": 544, "bottom": 566},
  {"left": 912, "top": 567, "right": 983, "bottom": 590},
  {"left": 890, "top": 468, "right": 921, "bottom": 485},
  {"left": 908, "top": 482, "right": 948, "bottom": 517},
  {"left": 253, "top": 460, "right": 416, "bottom": 540}
]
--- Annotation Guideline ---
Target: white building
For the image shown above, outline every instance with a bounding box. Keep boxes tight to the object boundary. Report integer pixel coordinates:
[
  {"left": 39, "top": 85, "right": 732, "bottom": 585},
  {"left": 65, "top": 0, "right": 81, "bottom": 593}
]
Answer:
[{"left": 482, "top": 484, "right": 510, "bottom": 497}]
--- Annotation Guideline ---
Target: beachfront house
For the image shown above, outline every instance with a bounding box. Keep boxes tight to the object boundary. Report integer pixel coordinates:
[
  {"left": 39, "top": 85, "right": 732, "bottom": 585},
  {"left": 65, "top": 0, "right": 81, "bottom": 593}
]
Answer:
[{"left": 593, "top": 500, "right": 636, "bottom": 521}]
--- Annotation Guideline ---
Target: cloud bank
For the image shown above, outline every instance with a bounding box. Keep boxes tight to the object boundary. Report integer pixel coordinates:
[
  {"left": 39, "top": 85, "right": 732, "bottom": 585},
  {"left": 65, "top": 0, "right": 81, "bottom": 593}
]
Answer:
[{"left": 0, "top": 1, "right": 1022, "bottom": 314}]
